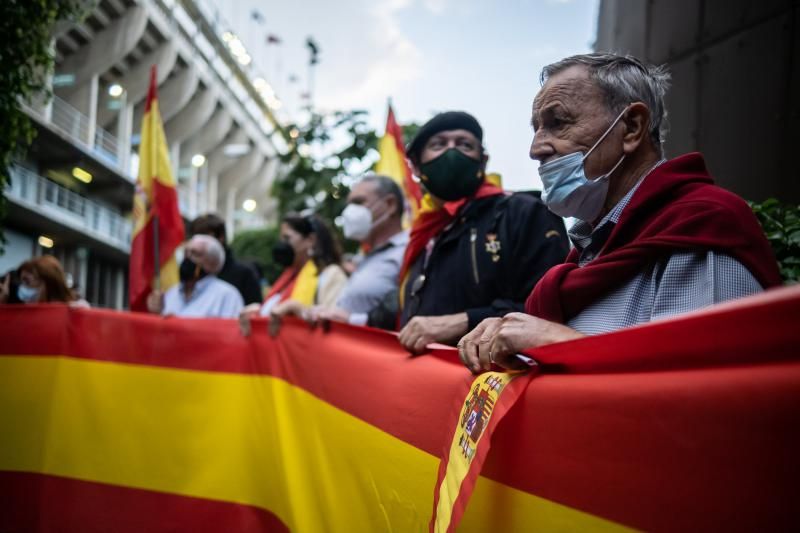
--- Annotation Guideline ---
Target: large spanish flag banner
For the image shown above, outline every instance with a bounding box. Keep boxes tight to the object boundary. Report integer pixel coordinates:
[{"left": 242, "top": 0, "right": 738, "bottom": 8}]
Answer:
[
  {"left": 375, "top": 104, "right": 422, "bottom": 218},
  {"left": 129, "top": 65, "right": 184, "bottom": 312},
  {"left": 1, "top": 287, "right": 799, "bottom": 531}
]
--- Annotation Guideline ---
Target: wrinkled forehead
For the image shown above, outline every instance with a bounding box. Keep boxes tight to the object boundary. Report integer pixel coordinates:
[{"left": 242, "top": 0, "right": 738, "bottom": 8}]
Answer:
[{"left": 533, "top": 65, "right": 601, "bottom": 114}]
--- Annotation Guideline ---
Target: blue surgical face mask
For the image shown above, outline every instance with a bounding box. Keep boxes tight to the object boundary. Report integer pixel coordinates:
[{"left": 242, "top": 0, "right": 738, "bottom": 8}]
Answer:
[
  {"left": 17, "top": 283, "right": 40, "bottom": 303},
  {"left": 538, "top": 107, "right": 628, "bottom": 222}
]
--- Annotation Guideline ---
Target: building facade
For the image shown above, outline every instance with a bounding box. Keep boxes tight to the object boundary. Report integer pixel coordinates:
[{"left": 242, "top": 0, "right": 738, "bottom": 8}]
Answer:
[
  {"left": 2, "top": 0, "right": 290, "bottom": 308},
  {"left": 595, "top": 0, "right": 800, "bottom": 204}
]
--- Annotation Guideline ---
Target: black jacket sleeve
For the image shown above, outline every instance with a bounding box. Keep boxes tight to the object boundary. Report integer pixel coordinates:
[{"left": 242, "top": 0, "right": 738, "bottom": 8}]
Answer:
[
  {"left": 366, "top": 288, "right": 400, "bottom": 331},
  {"left": 238, "top": 264, "right": 264, "bottom": 305},
  {"left": 464, "top": 194, "right": 569, "bottom": 329}
]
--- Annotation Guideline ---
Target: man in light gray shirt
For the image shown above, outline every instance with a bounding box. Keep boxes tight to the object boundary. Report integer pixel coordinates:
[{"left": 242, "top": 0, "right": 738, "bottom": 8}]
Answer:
[{"left": 310, "top": 175, "right": 408, "bottom": 328}]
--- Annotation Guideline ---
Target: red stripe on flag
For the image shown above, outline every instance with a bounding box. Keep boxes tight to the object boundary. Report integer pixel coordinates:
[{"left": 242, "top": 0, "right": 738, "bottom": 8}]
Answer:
[
  {"left": 0, "top": 305, "right": 462, "bottom": 458},
  {"left": 482, "top": 361, "right": 800, "bottom": 531},
  {"left": 0, "top": 471, "right": 288, "bottom": 533},
  {"left": 2, "top": 288, "right": 800, "bottom": 464},
  {"left": 386, "top": 106, "right": 421, "bottom": 207},
  {"left": 1, "top": 288, "right": 800, "bottom": 530}
]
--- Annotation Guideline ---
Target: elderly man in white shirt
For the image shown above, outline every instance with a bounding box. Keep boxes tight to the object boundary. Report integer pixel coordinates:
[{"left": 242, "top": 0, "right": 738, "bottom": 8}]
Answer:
[{"left": 148, "top": 234, "right": 243, "bottom": 318}]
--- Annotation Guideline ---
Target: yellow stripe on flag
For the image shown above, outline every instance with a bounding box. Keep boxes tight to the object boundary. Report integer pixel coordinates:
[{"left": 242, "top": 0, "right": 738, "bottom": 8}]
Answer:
[
  {"left": 375, "top": 133, "right": 407, "bottom": 186},
  {"left": 462, "top": 477, "right": 636, "bottom": 533},
  {"left": 133, "top": 99, "right": 178, "bottom": 236},
  {"left": 0, "top": 356, "right": 628, "bottom": 531}
]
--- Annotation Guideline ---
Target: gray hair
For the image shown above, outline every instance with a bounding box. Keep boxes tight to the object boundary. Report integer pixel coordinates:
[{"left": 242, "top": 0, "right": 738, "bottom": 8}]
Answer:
[
  {"left": 540, "top": 53, "right": 671, "bottom": 154},
  {"left": 189, "top": 234, "right": 226, "bottom": 274},
  {"left": 360, "top": 174, "right": 404, "bottom": 218}
]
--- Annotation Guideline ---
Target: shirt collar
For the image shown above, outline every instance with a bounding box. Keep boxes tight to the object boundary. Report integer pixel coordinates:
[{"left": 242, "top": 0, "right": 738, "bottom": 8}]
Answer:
[
  {"left": 388, "top": 229, "right": 410, "bottom": 247},
  {"left": 369, "top": 230, "right": 410, "bottom": 254},
  {"left": 568, "top": 158, "right": 666, "bottom": 249},
  {"left": 180, "top": 275, "right": 216, "bottom": 301}
]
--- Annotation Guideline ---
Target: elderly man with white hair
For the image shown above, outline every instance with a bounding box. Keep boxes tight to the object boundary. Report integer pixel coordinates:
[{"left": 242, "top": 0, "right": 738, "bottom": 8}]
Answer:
[
  {"left": 458, "top": 52, "right": 782, "bottom": 373},
  {"left": 148, "top": 234, "right": 244, "bottom": 318}
]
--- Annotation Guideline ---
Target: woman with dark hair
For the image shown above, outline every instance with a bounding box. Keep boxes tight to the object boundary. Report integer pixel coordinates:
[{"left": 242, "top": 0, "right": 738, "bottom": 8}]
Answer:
[
  {"left": 239, "top": 213, "right": 347, "bottom": 334},
  {"left": 0, "top": 255, "right": 89, "bottom": 307}
]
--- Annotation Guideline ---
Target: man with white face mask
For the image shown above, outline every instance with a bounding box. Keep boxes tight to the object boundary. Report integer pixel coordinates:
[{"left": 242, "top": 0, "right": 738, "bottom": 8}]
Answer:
[
  {"left": 309, "top": 174, "right": 408, "bottom": 328},
  {"left": 458, "top": 53, "right": 782, "bottom": 373}
]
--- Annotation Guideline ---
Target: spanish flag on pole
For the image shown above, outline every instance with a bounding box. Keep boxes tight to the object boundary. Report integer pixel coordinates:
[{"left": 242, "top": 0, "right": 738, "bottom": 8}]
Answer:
[
  {"left": 375, "top": 103, "right": 422, "bottom": 219},
  {"left": 128, "top": 65, "right": 184, "bottom": 311}
]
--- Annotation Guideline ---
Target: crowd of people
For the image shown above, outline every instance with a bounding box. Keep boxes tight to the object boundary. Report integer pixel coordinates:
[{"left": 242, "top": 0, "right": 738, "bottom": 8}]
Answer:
[{"left": 1, "top": 52, "right": 782, "bottom": 372}]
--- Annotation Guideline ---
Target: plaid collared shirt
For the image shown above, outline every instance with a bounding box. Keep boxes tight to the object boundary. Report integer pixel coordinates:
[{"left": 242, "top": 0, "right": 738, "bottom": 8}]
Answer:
[{"left": 564, "top": 161, "right": 763, "bottom": 335}]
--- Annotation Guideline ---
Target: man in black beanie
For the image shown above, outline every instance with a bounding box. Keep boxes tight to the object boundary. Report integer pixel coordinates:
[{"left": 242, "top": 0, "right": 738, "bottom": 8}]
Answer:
[{"left": 396, "top": 111, "right": 569, "bottom": 353}]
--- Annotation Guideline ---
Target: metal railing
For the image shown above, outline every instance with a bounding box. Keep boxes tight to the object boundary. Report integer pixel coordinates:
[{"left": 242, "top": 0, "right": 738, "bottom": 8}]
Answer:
[
  {"left": 7, "top": 165, "right": 132, "bottom": 251},
  {"left": 49, "top": 95, "right": 91, "bottom": 144},
  {"left": 94, "top": 126, "right": 120, "bottom": 166},
  {"left": 48, "top": 96, "right": 122, "bottom": 168},
  {"left": 151, "top": 0, "right": 288, "bottom": 152}
]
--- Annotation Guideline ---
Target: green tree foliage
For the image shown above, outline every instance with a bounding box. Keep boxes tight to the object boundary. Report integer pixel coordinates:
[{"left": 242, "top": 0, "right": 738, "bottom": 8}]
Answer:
[
  {"left": 257, "top": 109, "right": 418, "bottom": 276},
  {"left": 0, "top": 0, "right": 86, "bottom": 244},
  {"left": 401, "top": 122, "right": 421, "bottom": 151},
  {"left": 273, "top": 110, "right": 378, "bottom": 225},
  {"left": 230, "top": 226, "right": 283, "bottom": 284},
  {"left": 750, "top": 199, "right": 800, "bottom": 283}
]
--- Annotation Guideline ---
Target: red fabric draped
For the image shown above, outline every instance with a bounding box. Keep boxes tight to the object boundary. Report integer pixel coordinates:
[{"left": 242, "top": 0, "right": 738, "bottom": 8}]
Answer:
[
  {"left": 264, "top": 267, "right": 299, "bottom": 303},
  {"left": 525, "top": 152, "right": 782, "bottom": 323},
  {"left": 399, "top": 181, "right": 505, "bottom": 283}
]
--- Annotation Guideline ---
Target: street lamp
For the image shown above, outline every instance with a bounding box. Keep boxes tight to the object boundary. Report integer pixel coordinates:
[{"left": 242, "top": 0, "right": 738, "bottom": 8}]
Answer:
[
  {"left": 108, "top": 84, "right": 124, "bottom": 98},
  {"left": 242, "top": 198, "right": 257, "bottom": 212}
]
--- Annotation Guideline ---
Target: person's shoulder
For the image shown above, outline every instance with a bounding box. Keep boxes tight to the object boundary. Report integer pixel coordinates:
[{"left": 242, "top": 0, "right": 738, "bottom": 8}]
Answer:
[
  {"left": 321, "top": 263, "right": 347, "bottom": 278},
  {"left": 69, "top": 299, "right": 91, "bottom": 309},
  {"left": 390, "top": 229, "right": 410, "bottom": 246},
  {"left": 668, "top": 182, "right": 753, "bottom": 219},
  {"left": 213, "top": 277, "right": 244, "bottom": 307},
  {"left": 495, "top": 190, "right": 555, "bottom": 221},
  {"left": 210, "top": 276, "right": 240, "bottom": 295},
  {"left": 164, "top": 284, "right": 181, "bottom": 297}
]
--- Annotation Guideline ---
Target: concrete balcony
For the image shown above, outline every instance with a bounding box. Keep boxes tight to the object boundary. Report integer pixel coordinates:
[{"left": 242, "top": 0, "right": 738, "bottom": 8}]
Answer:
[
  {"left": 29, "top": 95, "right": 128, "bottom": 176},
  {"left": 7, "top": 165, "right": 132, "bottom": 254}
]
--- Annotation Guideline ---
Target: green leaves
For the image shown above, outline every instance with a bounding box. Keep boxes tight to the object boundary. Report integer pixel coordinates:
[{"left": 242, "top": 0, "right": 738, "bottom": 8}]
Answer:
[
  {"left": 230, "top": 226, "right": 283, "bottom": 284},
  {"left": 750, "top": 199, "right": 800, "bottom": 283},
  {"left": 271, "top": 109, "right": 379, "bottom": 252},
  {"left": 0, "top": 0, "right": 86, "bottom": 249}
]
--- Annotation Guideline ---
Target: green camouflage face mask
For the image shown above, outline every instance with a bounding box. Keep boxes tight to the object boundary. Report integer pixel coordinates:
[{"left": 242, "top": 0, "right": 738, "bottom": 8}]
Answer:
[{"left": 420, "top": 148, "right": 483, "bottom": 201}]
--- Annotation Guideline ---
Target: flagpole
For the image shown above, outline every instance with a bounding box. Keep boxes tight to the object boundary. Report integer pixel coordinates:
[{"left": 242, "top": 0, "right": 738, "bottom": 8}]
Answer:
[{"left": 153, "top": 214, "right": 160, "bottom": 291}]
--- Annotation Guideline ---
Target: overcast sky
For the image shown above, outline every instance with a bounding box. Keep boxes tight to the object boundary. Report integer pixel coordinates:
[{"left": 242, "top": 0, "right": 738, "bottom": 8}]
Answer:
[{"left": 210, "top": 0, "right": 599, "bottom": 190}]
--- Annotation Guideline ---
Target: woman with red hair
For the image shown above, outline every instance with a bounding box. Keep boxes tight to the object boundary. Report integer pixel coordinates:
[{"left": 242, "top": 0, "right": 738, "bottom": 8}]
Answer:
[{"left": 0, "top": 255, "right": 88, "bottom": 307}]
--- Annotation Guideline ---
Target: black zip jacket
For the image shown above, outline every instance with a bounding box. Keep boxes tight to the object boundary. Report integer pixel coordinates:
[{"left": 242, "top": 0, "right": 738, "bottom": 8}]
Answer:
[
  {"left": 397, "top": 191, "right": 569, "bottom": 331},
  {"left": 218, "top": 248, "right": 263, "bottom": 305}
]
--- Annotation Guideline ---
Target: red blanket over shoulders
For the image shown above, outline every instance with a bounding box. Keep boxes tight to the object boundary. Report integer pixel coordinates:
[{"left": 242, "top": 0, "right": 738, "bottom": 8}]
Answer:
[{"left": 525, "top": 152, "right": 782, "bottom": 323}]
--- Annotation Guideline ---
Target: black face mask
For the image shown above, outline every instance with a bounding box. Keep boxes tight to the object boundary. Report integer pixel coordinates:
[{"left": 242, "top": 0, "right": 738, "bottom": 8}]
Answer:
[
  {"left": 179, "top": 258, "right": 205, "bottom": 282},
  {"left": 420, "top": 148, "right": 483, "bottom": 201},
  {"left": 272, "top": 241, "right": 295, "bottom": 267}
]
